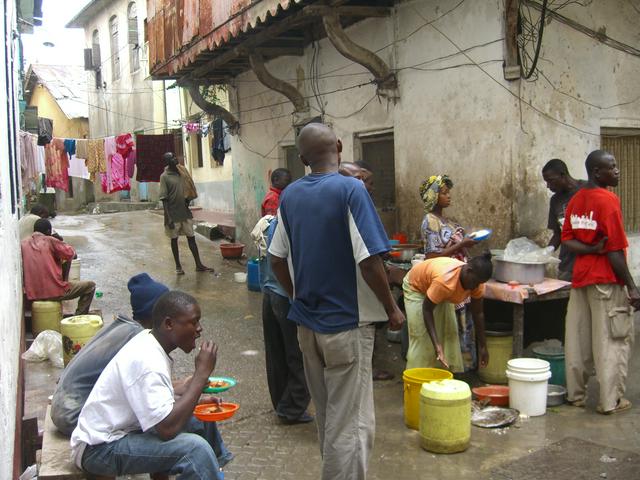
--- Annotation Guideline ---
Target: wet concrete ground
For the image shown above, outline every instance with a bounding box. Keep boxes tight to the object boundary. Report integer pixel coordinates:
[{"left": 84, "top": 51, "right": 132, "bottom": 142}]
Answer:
[{"left": 25, "top": 211, "right": 640, "bottom": 479}]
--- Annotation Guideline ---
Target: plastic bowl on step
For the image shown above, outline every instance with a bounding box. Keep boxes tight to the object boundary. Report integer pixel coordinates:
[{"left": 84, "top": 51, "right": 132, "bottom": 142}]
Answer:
[
  {"left": 219, "top": 243, "right": 245, "bottom": 259},
  {"left": 472, "top": 385, "right": 510, "bottom": 407}
]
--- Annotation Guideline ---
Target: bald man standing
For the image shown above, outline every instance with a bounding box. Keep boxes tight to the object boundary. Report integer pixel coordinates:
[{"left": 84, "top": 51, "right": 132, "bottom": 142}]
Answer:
[
  {"left": 562, "top": 150, "right": 640, "bottom": 415},
  {"left": 269, "top": 123, "right": 404, "bottom": 480}
]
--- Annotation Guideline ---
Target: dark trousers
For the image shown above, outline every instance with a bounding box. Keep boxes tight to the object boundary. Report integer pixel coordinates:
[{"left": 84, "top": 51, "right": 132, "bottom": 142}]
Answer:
[{"left": 262, "top": 289, "right": 310, "bottom": 420}]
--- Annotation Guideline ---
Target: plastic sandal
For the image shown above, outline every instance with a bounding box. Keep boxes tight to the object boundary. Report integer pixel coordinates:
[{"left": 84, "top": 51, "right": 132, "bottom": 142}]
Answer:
[{"left": 597, "top": 398, "right": 631, "bottom": 415}]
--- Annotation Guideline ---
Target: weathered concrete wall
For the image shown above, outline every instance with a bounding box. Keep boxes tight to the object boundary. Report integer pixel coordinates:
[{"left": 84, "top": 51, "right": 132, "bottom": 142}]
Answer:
[
  {"left": 81, "top": 0, "right": 163, "bottom": 203},
  {"left": 0, "top": 2, "right": 22, "bottom": 475},
  {"left": 180, "top": 88, "right": 235, "bottom": 214},
  {"left": 230, "top": 0, "right": 640, "bottom": 263}
]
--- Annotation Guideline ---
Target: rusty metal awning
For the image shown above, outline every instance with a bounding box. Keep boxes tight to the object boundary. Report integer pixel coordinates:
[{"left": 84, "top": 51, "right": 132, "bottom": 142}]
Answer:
[
  {"left": 148, "top": 0, "right": 308, "bottom": 80},
  {"left": 148, "top": 0, "right": 394, "bottom": 83}
]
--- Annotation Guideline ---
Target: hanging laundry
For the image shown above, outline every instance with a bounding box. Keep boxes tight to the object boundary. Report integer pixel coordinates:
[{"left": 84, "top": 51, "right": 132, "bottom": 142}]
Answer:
[
  {"left": 75, "top": 138, "right": 88, "bottom": 159},
  {"left": 125, "top": 149, "right": 137, "bottom": 178},
  {"left": 68, "top": 155, "right": 90, "bottom": 179},
  {"left": 37, "top": 117, "right": 53, "bottom": 146},
  {"left": 101, "top": 136, "right": 117, "bottom": 193},
  {"left": 184, "top": 122, "right": 200, "bottom": 133},
  {"left": 44, "top": 138, "right": 69, "bottom": 191},
  {"left": 201, "top": 123, "right": 210, "bottom": 137},
  {"left": 211, "top": 118, "right": 231, "bottom": 166},
  {"left": 36, "top": 145, "right": 46, "bottom": 175},
  {"left": 116, "top": 133, "right": 136, "bottom": 178},
  {"left": 64, "top": 139, "right": 76, "bottom": 157},
  {"left": 19, "top": 131, "right": 38, "bottom": 185},
  {"left": 101, "top": 153, "right": 130, "bottom": 193},
  {"left": 136, "top": 134, "right": 175, "bottom": 182},
  {"left": 86, "top": 138, "right": 106, "bottom": 182}
]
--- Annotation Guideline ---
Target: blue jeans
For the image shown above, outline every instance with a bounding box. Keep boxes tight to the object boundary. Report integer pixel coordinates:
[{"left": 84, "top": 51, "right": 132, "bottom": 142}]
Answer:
[{"left": 81, "top": 418, "right": 229, "bottom": 479}]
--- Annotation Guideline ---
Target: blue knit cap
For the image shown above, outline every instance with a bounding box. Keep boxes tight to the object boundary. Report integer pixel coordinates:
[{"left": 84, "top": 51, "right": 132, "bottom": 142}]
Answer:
[{"left": 127, "top": 273, "right": 169, "bottom": 320}]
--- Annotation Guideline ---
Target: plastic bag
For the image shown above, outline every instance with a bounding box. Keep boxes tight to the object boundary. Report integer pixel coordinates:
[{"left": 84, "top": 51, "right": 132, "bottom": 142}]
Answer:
[
  {"left": 19, "top": 464, "right": 37, "bottom": 480},
  {"left": 503, "top": 237, "right": 559, "bottom": 263},
  {"left": 22, "top": 330, "right": 64, "bottom": 368}
]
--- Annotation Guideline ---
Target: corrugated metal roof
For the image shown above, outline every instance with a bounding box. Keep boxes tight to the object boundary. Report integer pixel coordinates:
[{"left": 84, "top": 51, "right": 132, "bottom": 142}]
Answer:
[
  {"left": 148, "top": 0, "right": 306, "bottom": 78},
  {"left": 26, "top": 64, "right": 89, "bottom": 119}
]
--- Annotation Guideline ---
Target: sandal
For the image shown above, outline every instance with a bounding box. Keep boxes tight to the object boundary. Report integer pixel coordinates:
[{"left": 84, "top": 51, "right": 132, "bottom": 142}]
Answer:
[
  {"left": 196, "top": 266, "right": 215, "bottom": 272},
  {"left": 568, "top": 398, "right": 586, "bottom": 408},
  {"left": 176, "top": 268, "right": 185, "bottom": 275},
  {"left": 597, "top": 398, "right": 632, "bottom": 415}
]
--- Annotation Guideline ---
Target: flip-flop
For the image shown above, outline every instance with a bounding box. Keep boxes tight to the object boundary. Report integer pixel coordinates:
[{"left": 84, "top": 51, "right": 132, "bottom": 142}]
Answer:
[
  {"left": 196, "top": 266, "right": 215, "bottom": 272},
  {"left": 597, "top": 398, "right": 632, "bottom": 415},
  {"left": 176, "top": 268, "right": 185, "bottom": 275},
  {"left": 568, "top": 398, "right": 586, "bottom": 408}
]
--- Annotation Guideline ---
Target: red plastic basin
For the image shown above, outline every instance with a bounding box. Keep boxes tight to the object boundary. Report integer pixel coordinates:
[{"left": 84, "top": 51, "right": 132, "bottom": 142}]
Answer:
[
  {"left": 219, "top": 243, "right": 245, "bottom": 259},
  {"left": 472, "top": 385, "right": 510, "bottom": 406}
]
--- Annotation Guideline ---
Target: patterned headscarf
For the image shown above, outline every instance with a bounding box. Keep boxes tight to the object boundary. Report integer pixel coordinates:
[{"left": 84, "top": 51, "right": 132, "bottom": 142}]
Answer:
[{"left": 419, "top": 175, "right": 453, "bottom": 213}]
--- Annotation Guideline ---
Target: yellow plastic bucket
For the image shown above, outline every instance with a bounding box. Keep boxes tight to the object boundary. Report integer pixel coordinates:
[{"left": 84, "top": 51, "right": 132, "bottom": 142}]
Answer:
[
  {"left": 403, "top": 367, "right": 453, "bottom": 430},
  {"left": 420, "top": 379, "right": 471, "bottom": 453},
  {"left": 61, "top": 315, "right": 103, "bottom": 366},
  {"left": 478, "top": 332, "right": 513, "bottom": 384},
  {"left": 32, "top": 301, "right": 62, "bottom": 335}
]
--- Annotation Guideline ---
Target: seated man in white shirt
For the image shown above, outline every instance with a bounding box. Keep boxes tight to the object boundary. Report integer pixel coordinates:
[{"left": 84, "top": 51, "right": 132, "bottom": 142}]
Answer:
[{"left": 71, "top": 291, "right": 226, "bottom": 479}]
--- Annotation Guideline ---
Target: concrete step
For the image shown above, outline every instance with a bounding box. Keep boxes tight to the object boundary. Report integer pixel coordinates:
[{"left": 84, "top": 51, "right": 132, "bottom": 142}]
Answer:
[{"left": 86, "top": 201, "right": 160, "bottom": 214}]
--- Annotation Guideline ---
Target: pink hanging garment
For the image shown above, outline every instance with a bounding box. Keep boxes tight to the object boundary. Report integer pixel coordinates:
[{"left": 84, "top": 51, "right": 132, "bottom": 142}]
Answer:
[
  {"left": 108, "top": 153, "right": 130, "bottom": 192},
  {"left": 45, "top": 138, "right": 69, "bottom": 191},
  {"left": 116, "top": 133, "right": 136, "bottom": 178},
  {"left": 102, "top": 136, "right": 117, "bottom": 193}
]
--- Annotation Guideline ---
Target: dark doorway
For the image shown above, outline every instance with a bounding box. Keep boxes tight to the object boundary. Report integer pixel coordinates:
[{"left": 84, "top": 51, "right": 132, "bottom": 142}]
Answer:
[{"left": 358, "top": 132, "right": 396, "bottom": 236}]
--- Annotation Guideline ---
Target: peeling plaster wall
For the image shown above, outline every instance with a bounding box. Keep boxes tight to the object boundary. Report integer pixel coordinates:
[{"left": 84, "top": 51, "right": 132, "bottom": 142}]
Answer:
[
  {"left": 0, "top": 2, "right": 22, "bottom": 475},
  {"left": 230, "top": 0, "right": 640, "bottom": 270}
]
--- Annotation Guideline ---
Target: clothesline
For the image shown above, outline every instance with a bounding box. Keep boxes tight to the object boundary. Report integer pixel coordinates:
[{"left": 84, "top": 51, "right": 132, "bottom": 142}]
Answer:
[
  {"left": 19, "top": 130, "right": 174, "bottom": 196},
  {"left": 18, "top": 115, "right": 232, "bottom": 197}
]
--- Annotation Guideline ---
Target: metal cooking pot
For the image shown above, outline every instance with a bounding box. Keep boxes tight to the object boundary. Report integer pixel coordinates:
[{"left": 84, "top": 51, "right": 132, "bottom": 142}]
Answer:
[
  {"left": 493, "top": 258, "right": 545, "bottom": 285},
  {"left": 391, "top": 244, "right": 421, "bottom": 262}
]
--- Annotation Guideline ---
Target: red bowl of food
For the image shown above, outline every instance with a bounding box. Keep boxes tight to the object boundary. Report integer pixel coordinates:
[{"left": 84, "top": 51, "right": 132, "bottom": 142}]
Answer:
[
  {"left": 472, "top": 385, "right": 510, "bottom": 406},
  {"left": 194, "top": 402, "right": 240, "bottom": 422},
  {"left": 219, "top": 243, "right": 245, "bottom": 259}
]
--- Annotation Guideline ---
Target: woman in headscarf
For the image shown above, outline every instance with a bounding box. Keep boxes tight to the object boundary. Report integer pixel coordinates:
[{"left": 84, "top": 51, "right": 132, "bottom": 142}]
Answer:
[
  {"left": 419, "top": 175, "right": 476, "bottom": 261},
  {"left": 416, "top": 175, "right": 482, "bottom": 371}
]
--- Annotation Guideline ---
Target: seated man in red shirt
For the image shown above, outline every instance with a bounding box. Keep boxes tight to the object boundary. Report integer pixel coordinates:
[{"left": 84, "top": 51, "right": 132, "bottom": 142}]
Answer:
[
  {"left": 261, "top": 168, "right": 292, "bottom": 216},
  {"left": 561, "top": 150, "right": 640, "bottom": 415},
  {"left": 22, "top": 218, "right": 96, "bottom": 314}
]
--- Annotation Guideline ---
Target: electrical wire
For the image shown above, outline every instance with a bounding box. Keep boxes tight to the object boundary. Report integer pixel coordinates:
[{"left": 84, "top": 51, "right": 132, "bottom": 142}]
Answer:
[{"left": 428, "top": 22, "right": 601, "bottom": 137}]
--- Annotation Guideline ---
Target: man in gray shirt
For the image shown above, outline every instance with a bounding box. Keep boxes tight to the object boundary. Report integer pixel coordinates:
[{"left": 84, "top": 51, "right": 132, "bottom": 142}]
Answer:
[
  {"left": 542, "top": 158, "right": 585, "bottom": 281},
  {"left": 159, "top": 152, "right": 213, "bottom": 275}
]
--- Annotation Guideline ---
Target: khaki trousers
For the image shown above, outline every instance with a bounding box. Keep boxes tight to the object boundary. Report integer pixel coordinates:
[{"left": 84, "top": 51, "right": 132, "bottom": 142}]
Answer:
[
  {"left": 565, "top": 284, "right": 634, "bottom": 412},
  {"left": 297, "top": 324, "right": 375, "bottom": 480},
  {"left": 48, "top": 281, "right": 96, "bottom": 315}
]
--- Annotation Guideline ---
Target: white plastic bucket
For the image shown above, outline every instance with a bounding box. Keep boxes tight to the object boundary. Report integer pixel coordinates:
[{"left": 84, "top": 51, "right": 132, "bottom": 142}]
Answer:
[
  {"left": 234, "top": 272, "right": 247, "bottom": 283},
  {"left": 69, "top": 259, "right": 81, "bottom": 282},
  {"left": 507, "top": 358, "right": 550, "bottom": 374},
  {"left": 506, "top": 358, "right": 551, "bottom": 416}
]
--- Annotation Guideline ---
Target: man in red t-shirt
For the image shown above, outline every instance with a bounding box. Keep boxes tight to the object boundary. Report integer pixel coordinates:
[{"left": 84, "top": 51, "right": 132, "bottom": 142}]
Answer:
[
  {"left": 561, "top": 150, "right": 640, "bottom": 415},
  {"left": 261, "top": 168, "right": 292, "bottom": 216}
]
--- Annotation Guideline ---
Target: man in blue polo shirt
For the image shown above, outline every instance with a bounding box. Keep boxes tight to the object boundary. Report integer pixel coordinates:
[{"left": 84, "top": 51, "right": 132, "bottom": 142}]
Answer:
[{"left": 269, "top": 123, "right": 405, "bottom": 480}]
